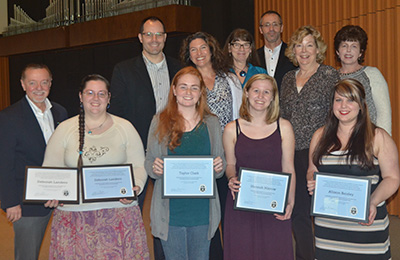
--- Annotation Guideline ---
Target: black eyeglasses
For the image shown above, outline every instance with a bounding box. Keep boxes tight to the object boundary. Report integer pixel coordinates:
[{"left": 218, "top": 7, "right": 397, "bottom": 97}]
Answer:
[{"left": 230, "top": 42, "right": 251, "bottom": 49}]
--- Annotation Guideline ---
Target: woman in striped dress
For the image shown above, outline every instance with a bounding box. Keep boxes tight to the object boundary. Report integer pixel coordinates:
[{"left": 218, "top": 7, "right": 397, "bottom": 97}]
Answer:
[{"left": 307, "top": 79, "right": 399, "bottom": 259}]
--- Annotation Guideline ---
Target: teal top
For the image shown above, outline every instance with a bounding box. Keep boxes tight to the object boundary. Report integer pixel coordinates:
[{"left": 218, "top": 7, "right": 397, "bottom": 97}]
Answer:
[
  {"left": 168, "top": 122, "right": 211, "bottom": 226},
  {"left": 230, "top": 63, "right": 268, "bottom": 88}
]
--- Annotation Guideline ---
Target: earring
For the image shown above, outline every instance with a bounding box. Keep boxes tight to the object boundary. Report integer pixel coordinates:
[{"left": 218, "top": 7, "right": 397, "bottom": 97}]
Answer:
[
  {"left": 107, "top": 103, "right": 110, "bottom": 109},
  {"left": 80, "top": 102, "right": 83, "bottom": 109}
]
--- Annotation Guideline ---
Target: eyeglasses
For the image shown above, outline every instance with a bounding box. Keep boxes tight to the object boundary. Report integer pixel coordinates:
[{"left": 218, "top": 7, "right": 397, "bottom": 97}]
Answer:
[
  {"left": 83, "top": 90, "right": 109, "bottom": 99},
  {"left": 141, "top": 32, "right": 166, "bottom": 38},
  {"left": 27, "top": 80, "right": 51, "bottom": 88},
  {"left": 230, "top": 42, "right": 251, "bottom": 49},
  {"left": 261, "top": 22, "right": 282, "bottom": 29}
]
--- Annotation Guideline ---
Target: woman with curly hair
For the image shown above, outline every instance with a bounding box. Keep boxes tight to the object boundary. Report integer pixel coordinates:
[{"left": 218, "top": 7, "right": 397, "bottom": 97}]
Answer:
[
  {"left": 280, "top": 25, "right": 340, "bottom": 260},
  {"left": 145, "top": 66, "right": 226, "bottom": 259},
  {"left": 180, "top": 31, "right": 242, "bottom": 130}
]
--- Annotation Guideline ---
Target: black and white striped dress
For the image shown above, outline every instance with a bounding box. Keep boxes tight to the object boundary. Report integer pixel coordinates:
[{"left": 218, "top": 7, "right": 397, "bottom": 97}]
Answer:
[{"left": 316, "top": 151, "right": 391, "bottom": 260}]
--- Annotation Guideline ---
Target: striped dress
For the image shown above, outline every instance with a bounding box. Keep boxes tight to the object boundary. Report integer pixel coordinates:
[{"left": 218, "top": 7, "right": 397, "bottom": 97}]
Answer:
[{"left": 316, "top": 151, "right": 391, "bottom": 260}]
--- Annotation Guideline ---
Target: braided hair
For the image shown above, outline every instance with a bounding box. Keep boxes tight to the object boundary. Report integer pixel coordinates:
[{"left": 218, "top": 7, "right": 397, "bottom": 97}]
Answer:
[{"left": 77, "top": 74, "right": 111, "bottom": 168}]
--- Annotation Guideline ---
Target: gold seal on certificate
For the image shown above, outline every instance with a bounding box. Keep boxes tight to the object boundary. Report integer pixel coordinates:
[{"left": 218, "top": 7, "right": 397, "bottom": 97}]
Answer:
[
  {"left": 24, "top": 166, "right": 79, "bottom": 204},
  {"left": 234, "top": 167, "right": 291, "bottom": 214},
  {"left": 162, "top": 156, "right": 215, "bottom": 198},
  {"left": 311, "top": 172, "right": 371, "bottom": 222}
]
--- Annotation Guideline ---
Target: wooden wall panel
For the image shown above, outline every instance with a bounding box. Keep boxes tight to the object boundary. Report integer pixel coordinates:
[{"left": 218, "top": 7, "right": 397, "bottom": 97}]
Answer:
[
  {"left": 0, "top": 57, "right": 10, "bottom": 111},
  {"left": 255, "top": 0, "right": 400, "bottom": 216}
]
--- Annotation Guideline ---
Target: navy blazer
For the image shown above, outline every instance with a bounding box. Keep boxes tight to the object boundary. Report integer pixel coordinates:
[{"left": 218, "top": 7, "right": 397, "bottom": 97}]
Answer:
[
  {"left": 109, "top": 55, "right": 181, "bottom": 148},
  {"left": 257, "top": 42, "right": 297, "bottom": 91},
  {"left": 0, "top": 97, "right": 68, "bottom": 216}
]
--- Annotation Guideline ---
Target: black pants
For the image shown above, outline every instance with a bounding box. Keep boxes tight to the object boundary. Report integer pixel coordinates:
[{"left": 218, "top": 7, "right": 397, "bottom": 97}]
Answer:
[{"left": 291, "top": 149, "right": 315, "bottom": 260}]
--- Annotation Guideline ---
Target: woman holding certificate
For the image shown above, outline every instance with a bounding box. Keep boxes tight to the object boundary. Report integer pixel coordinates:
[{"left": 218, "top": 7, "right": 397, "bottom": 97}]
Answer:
[
  {"left": 145, "top": 66, "right": 225, "bottom": 260},
  {"left": 42, "top": 75, "right": 149, "bottom": 259},
  {"left": 307, "top": 79, "right": 400, "bottom": 259},
  {"left": 223, "top": 74, "right": 296, "bottom": 260}
]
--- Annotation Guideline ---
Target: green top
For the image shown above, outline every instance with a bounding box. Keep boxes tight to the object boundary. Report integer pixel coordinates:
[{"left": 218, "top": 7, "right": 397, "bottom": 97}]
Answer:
[{"left": 168, "top": 122, "right": 211, "bottom": 226}]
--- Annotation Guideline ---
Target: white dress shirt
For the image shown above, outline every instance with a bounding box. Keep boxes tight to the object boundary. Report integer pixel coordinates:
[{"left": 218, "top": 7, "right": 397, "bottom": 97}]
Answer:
[
  {"left": 26, "top": 95, "right": 54, "bottom": 144},
  {"left": 264, "top": 42, "right": 283, "bottom": 77}
]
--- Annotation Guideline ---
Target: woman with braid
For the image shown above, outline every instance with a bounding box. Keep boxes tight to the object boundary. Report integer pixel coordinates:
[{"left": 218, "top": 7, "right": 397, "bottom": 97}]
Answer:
[{"left": 43, "top": 74, "right": 149, "bottom": 259}]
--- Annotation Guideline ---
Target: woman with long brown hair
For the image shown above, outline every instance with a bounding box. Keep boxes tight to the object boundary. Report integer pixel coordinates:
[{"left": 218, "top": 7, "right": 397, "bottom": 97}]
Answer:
[
  {"left": 307, "top": 79, "right": 399, "bottom": 259},
  {"left": 145, "top": 66, "right": 225, "bottom": 259},
  {"left": 43, "top": 74, "right": 149, "bottom": 259}
]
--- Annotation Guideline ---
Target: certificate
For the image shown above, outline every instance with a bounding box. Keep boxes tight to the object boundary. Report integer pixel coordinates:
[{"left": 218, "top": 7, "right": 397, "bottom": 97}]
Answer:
[
  {"left": 81, "top": 164, "right": 136, "bottom": 203},
  {"left": 163, "top": 156, "right": 214, "bottom": 198},
  {"left": 311, "top": 172, "right": 371, "bottom": 222},
  {"left": 234, "top": 168, "right": 291, "bottom": 214},
  {"left": 24, "top": 166, "right": 79, "bottom": 204}
]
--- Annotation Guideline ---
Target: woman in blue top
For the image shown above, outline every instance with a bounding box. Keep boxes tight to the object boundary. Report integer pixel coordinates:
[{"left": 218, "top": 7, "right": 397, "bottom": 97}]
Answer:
[{"left": 223, "top": 28, "right": 267, "bottom": 87}]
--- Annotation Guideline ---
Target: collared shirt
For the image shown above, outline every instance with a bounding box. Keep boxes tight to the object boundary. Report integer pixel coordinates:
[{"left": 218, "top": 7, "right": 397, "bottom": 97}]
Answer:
[
  {"left": 142, "top": 53, "right": 170, "bottom": 113},
  {"left": 264, "top": 42, "right": 282, "bottom": 77},
  {"left": 25, "top": 95, "right": 54, "bottom": 144}
]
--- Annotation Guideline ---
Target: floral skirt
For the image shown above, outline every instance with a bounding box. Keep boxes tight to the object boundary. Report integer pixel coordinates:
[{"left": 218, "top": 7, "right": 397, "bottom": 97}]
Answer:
[{"left": 49, "top": 206, "right": 149, "bottom": 260}]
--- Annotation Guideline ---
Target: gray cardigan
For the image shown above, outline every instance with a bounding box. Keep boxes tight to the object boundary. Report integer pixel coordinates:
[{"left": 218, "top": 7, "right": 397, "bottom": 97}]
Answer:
[{"left": 145, "top": 114, "right": 226, "bottom": 241}]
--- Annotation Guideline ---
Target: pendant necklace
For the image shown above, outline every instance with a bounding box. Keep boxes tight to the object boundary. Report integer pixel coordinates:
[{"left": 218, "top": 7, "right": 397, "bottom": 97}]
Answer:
[
  {"left": 86, "top": 115, "right": 108, "bottom": 134},
  {"left": 234, "top": 64, "right": 247, "bottom": 77}
]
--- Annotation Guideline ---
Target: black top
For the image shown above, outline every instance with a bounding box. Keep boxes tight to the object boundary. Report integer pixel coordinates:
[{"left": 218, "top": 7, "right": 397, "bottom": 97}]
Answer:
[{"left": 109, "top": 55, "right": 182, "bottom": 148}]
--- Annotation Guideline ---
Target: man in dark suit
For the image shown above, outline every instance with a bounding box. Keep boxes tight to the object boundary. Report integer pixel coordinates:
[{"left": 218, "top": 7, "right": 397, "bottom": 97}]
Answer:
[
  {"left": 0, "top": 64, "right": 68, "bottom": 260},
  {"left": 109, "top": 16, "right": 181, "bottom": 260},
  {"left": 257, "top": 10, "right": 296, "bottom": 91}
]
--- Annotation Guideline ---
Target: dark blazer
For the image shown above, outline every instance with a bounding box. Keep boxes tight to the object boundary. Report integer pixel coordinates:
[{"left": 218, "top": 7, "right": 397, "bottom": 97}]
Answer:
[
  {"left": 257, "top": 42, "right": 297, "bottom": 91},
  {"left": 109, "top": 55, "right": 181, "bottom": 148},
  {"left": 0, "top": 97, "right": 67, "bottom": 216}
]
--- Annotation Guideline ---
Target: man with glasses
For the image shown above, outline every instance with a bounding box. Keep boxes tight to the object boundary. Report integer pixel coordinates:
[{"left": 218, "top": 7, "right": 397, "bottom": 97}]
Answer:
[
  {"left": 109, "top": 16, "right": 181, "bottom": 259},
  {"left": 0, "top": 64, "right": 67, "bottom": 260},
  {"left": 257, "top": 10, "right": 296, "bottom": 91}
]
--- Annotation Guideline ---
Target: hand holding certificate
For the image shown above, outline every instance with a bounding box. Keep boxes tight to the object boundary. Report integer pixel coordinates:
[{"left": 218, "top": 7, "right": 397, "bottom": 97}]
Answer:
[
  {"left": 24, "top": 167, "right": 79, "bottom": 204},
  {"left": 311, "top": 172, "right": 371, "bottom": 222},
  {"left": 234, "top": 168, "right": 291, "bottom": 215},
  {"left": 162, "top": 156, "right": 215, "bottom": 198},
  {"left": 81, "top": 164, "right": 136, "bottom": 203}
]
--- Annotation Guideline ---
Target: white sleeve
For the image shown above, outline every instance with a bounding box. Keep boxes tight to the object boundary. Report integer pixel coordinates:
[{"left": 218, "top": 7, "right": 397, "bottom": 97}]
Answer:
[
  {"left": 365, "top": 66, "right": 392, "bottom": 135},
  {"left": 123, "top": 120, "right": 148, "bottom": 195},
  {"left": 226, "top": 72, "right": 243, "bottom": 120}
]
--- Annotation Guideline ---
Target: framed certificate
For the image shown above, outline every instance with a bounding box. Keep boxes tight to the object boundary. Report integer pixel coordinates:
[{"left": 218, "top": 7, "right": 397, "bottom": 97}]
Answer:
[
  {"left": 234, "top": 168, "right": 291, "bottom": 214},
  {"left": 311, "top": 172, "right": 371, "bottom": 222},
  {"left": 81, "top": 164, "right": 136, "bottom": 203},
  {"left": 24, "top": 166, "right": 79, "bottom": 204},
  {"left": 162, "top": 156, "right": 215, "bottom": 198}
]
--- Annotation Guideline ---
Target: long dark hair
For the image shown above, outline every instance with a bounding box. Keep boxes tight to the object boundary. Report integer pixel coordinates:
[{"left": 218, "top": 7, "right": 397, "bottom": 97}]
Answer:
[
  {"left": 180, "top": 32, "right": 228, "bottom": 76},
  {"left": 77, "top": 74, "right": 110, "bottom": 168},
  {"left": 313, "top": 79, "right": 376, "bottom": 169}
]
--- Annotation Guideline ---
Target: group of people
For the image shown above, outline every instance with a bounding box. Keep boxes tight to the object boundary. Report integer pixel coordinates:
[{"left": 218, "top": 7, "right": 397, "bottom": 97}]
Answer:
[{"left": 0, "top": 9, "right": 398, "bottom": 260}]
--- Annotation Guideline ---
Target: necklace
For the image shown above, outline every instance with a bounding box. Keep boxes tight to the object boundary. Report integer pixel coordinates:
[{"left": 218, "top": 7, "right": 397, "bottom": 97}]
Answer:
[
  {"left": 86, "top": 115, "right": 108, "bottom": 134},
  {"left": 234, "top": 64, "right": 247, "bottom": 77},
  {"left": 339, "top": 66, "right": 364, "bottom": 76}
]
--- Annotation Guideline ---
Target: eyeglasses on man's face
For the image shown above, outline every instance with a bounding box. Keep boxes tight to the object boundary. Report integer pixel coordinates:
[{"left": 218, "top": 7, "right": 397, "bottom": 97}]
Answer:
[
  {"left": 141, "top": 32, "right": 166, "bottom": 38},
  {"left": 261, "top": 22, "right": 282, "bottom": 29}
]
